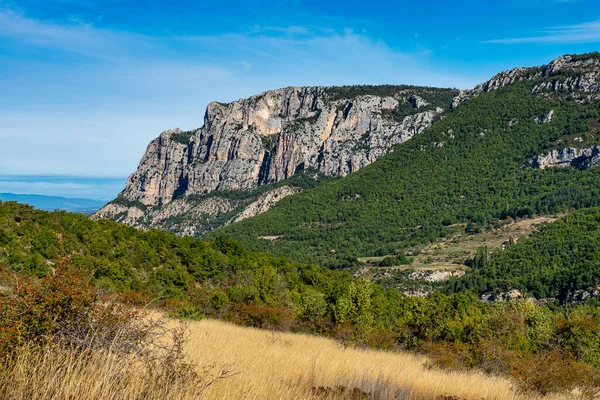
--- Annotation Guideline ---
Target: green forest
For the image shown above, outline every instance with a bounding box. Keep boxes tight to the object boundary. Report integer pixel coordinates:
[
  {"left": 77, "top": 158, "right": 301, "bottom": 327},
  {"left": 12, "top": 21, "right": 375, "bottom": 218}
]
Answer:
[{"left": 3, "top": 200, "right": 600, "bottom": 394}]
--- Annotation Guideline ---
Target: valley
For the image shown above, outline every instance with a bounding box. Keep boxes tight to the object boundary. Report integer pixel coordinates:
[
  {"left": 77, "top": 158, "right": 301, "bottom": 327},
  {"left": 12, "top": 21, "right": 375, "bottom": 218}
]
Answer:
[{"left": 355, "top": 215, "right": 562, "bottom": 294}]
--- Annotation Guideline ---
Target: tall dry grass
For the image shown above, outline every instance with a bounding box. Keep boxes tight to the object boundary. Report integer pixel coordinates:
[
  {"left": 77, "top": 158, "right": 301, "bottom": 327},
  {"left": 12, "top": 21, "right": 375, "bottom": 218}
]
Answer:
[
  {"left": 0, "top": 346, "right": 208, "bottom": 400},
  {"left": 0, "top": 317, "right": 580, "bottom": 400},
  {"left": 181, "top": 319, "right": 571, "bottom": 400}
]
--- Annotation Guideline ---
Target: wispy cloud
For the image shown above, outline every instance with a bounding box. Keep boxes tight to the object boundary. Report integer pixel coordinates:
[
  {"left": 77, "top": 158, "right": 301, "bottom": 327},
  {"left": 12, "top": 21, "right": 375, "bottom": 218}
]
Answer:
[
  {"left": 0, "top": 8, "right": 146, "bottom": 60},
  {"left": 485, "top": 19, "right": 600, "bottom": 44},
  {"left": 0, "top": 6, "right": 476, "bottom": 179}
]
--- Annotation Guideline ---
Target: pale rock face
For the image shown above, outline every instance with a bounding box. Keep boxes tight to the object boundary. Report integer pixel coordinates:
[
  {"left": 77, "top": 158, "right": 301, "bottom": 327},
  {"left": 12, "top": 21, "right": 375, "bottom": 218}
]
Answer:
[
  {"left": 93, "top": 203, "right": 146, "bottom": 227},
  {"left": 535, "top": 109, "right": 554, "bottom": 124},
  {"left": 120, "top": 128, "right": 190, "bottom": 206},
  {"left": 534, "top": 55, "right": 600, "bottom": 97},
  {"left": 409, "top": 95, "right": 428, "bottom": 109},
  {"left": 104, "top": 87, "right": 449, "bottom": 209},
  {"left": 95, "top": 85, "right": 452, "bottom": 234},
  {"left": 146, "top": 196, "right": 234, "bottom": 236},
  {"left": 234, "top": 186, "right": 299, "bottom": 223},
  {"left": 530, "top": 146, "right": 600, "bottom": 169}
]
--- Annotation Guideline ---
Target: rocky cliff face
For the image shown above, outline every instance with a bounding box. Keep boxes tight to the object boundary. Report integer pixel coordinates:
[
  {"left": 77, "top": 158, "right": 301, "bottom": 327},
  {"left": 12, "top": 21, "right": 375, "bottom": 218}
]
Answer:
[
  {"left": 531, "top": 146, "right": 600, "bottom": 170},
  {"left": 118, "top": 86, "right": 455, "bottom": 208},
  {"left": 452, "top": 54, "right": 600, "bottom": 108},
  {"left": 95, "top": 85, "right": 457, "bottom": 233}
]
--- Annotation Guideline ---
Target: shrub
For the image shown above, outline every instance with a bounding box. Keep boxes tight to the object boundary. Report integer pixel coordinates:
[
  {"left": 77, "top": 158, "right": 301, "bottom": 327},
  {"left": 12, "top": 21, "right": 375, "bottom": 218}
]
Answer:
[
  {"left": 508, "top": 348, "right": 595, "bottom": 396},
  {"left": 0, "top": 261, "right": 235, "bottom": 398},
  {"left": 235, "top": 303, "right": 294, "bottom": 330}
]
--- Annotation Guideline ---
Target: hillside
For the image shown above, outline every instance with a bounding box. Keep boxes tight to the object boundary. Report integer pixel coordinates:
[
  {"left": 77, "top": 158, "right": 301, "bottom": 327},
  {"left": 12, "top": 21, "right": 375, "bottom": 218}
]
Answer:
[
  {"left": 94, "top": 85, "right": 458, "bottom": 235},
  {"left": 448, "top": 206, "right": 600, "bottom": 300},
  {"left": 4, "top": 200, "right": 600, "bottom": 396},
  {"left": 212, "top": 53, "right": 600, "bottom": 267},
  {"left": 166, "top": 319, "right": 524, "bottom": 400}
]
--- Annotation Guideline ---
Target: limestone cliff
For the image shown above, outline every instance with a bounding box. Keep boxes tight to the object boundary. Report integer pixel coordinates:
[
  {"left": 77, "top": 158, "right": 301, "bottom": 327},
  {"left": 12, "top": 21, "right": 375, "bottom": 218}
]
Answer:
[
  {"left": 118, "top": 86, "right": 455, "bottom": 207},
  {"left": 531, "top": 146, "right": 600, "bottom": 170},
  {"left": 95, "top": 85, "right": 457, "bottom": 234}
]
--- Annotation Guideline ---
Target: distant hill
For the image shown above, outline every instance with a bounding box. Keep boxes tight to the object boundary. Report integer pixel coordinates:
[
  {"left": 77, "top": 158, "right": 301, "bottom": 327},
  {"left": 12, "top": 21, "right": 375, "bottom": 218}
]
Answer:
[{"left": 0, "top": 193, "right": 105, "bottom": 214}]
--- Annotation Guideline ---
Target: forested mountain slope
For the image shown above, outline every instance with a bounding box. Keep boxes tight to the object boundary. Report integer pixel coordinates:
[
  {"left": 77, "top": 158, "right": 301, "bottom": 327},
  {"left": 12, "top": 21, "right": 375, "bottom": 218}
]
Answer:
[{"left": 212, "top": 53, "right": 600, "bottom": 266}]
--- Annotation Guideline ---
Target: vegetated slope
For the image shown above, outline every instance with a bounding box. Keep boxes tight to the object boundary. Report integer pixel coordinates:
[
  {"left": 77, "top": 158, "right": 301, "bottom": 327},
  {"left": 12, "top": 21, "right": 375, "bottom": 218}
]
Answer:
[
  {"left": 449, "top": 207, "right": 600, "bottom": 300},
  {"left": 212, "top": 53, "right": 600, "bottom": 267},
  {"left": 96, "top": 169, "right": 337, "bottom": 237},
  {"left": 0, "top": 200, "right": 353, "bottom": 299},
  {"left": 95, "top": 85, "right": 457, "bottom": 235},
  {"left": 3, "top": 200, "right": 600, "bottom": 396}
]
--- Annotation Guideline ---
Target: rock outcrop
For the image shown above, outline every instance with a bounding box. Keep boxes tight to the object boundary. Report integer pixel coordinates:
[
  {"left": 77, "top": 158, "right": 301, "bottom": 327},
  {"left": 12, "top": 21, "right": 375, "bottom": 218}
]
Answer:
[
  {"left": 234, "top": 186, "right": 299, "bottom": 223},
  {"left": 530, "top": 145, "right": 600, "bottom": 170},
  {"left": 452, "top": 54, "right": 600, "bottom": 108},
  {"left": 116, "top": 86, "right": 453, "bottom": 208},
  {"left": 95, "top": 85, "right": 456, "bottom": 234},
  {"left": 535, "top": 109, "right": 554, "bottom": 124}
]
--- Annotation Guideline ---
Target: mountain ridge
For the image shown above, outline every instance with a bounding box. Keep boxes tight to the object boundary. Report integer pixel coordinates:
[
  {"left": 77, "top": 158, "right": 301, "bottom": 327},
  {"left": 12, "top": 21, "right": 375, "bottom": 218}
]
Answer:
[
  {"left": 94, "top": 84, "right": 458, "bottom": 233},
  {"left": 0, "top": 193, "right": 106, "bottom": 213},
  {"left": 208, "top": 53, "right": 600, "bottom": 266}
]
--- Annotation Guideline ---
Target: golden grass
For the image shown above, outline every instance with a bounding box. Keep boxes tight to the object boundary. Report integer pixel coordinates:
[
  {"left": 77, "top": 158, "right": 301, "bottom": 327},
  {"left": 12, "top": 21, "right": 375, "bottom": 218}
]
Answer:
[
  {"left": 1, "top": 347, "right": 205, "bottom": 400},
  {"left": 1, "top": 317, "right": 578, "bottom": 399},
  {"left": 182, "top": 318, "right": 537, "bottom": 400}
]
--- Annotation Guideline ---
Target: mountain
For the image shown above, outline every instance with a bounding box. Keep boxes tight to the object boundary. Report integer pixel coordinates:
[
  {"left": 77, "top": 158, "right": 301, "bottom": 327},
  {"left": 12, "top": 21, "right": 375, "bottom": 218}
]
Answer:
[
  {"left": 93, "top": 85, "right": 458, "bottom": 234},
  {"left": 95, "top": 52, "right": 600, "bottom": 268},
  {"left": 209, "top": 53, "right": 600, "bottom": 266},
  {"left": 0, "top": 193, "right": 105, "bottom": 214}
]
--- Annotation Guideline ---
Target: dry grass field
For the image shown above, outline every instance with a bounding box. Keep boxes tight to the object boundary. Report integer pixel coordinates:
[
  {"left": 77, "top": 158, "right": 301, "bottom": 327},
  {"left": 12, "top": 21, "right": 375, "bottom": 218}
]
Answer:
[
  {"left": 181, "top": 319, "right": 568, "bottom": 400},
  {"left": 1, "top": 317, "right": 582, "bottom": 400}
]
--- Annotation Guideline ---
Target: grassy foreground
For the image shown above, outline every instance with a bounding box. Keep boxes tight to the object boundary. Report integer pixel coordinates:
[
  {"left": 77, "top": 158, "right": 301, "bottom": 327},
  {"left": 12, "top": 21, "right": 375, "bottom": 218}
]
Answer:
[
  {"left": 2, "top": 316, "right": 579, "bottom": 400},
  {"left": 181, "top": 319, "right": 543, "bottom": 400}
]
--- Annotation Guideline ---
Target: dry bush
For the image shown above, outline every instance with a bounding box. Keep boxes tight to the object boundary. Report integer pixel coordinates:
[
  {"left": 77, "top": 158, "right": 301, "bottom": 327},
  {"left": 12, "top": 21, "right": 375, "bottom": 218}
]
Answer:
[
  {"left": 229, "top": 303, "right": 295, "bottom": 330},
  {"left": 0, "top": 262, "right": 235, "bottom": 399},
  {"left": 508, "top": 348, "right": 596, "bottom": 397},
  {"left": 0, "top": 338, "right": 235, "bottom": 400}
]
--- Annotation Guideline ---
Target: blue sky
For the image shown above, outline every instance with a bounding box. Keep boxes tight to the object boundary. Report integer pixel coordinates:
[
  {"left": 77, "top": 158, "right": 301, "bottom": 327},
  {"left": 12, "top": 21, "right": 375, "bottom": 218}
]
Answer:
[
  {"left": 0, "top": 175, "right": 125, "bottom": 200},
  {"left": 1, "top": 0, "right": 600, "bottom": 199}
]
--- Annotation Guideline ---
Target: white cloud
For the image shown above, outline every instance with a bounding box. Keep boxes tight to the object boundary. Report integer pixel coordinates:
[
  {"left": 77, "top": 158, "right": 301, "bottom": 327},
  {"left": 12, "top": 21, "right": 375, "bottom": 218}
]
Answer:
[
  {"left": 0, "top": 8, "right": 152, "bottom": 60},
  {"left": 485, "top": 20, "right": 600, "bottom": 44}
]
